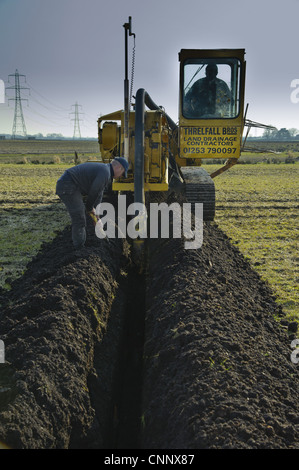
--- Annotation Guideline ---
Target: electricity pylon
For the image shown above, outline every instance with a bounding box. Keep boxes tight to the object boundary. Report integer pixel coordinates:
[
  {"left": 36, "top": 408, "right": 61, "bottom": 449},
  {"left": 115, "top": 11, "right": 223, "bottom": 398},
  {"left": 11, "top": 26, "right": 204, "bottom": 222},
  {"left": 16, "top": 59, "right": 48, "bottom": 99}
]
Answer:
[
  {"left": 70, "top": 102, "right": 83, "bottom": 139},
  {"left": 7, "top": 70, "right": 29, "bottom": 139}
]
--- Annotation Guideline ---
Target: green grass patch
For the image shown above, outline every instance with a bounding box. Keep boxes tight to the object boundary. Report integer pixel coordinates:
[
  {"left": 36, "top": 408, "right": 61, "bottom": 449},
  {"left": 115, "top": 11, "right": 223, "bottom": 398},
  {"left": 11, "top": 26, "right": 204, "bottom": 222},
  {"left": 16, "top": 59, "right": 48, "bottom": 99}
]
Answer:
[
  {"left": 0, "top": 164, "right": 70, "bottom": 289},
  {"left": 206, "top": 162, "right": 299, "bottom": 319}
]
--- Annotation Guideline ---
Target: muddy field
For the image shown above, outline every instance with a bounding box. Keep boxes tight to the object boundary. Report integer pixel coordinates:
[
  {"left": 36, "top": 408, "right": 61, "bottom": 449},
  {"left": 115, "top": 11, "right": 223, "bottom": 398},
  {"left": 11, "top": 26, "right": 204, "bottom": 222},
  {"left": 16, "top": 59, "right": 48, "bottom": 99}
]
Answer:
[{"left": 0, "top": 193, "right": 298, "bottom": 450}]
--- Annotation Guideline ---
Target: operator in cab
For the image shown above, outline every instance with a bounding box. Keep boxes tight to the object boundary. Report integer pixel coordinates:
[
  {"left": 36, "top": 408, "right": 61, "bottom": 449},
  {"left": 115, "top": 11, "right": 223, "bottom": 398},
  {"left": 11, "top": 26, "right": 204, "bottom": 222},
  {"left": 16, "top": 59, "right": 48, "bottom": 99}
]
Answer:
[{"left": 184, "top": 63, "right": 232, "bottom": 118}]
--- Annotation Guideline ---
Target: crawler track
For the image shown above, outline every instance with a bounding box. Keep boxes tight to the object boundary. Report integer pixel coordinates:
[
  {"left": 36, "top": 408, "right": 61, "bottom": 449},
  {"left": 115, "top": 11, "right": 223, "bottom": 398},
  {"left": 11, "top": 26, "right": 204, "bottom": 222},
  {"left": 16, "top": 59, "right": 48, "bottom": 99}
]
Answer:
[{"left": 181, "top": 167, "right": 216, "bottom": 221}]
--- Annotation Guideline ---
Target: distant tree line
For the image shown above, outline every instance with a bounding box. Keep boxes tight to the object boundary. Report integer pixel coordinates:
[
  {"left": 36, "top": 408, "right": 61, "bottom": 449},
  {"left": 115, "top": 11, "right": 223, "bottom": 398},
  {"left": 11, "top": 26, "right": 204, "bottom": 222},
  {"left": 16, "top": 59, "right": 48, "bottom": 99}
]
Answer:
[{"left": 261, "top": 127, "right": 299, "bottom": 140}]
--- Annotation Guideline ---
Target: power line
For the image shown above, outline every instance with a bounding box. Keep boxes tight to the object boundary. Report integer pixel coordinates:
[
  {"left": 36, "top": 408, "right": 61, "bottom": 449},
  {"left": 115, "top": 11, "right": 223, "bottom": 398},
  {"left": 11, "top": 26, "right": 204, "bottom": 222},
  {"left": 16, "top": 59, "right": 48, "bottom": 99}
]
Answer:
[
  {"left": 28, "top": 94, "right": 67, "bottom": 120},
  {"left": 26, "top": 82, "right": 70, "bottom": 112},
  {"left": 2, "top": 74, "right": 98, "bottom": 137},
  {"left": 25, "top": 106, "right": 70, "bottom": 128}
]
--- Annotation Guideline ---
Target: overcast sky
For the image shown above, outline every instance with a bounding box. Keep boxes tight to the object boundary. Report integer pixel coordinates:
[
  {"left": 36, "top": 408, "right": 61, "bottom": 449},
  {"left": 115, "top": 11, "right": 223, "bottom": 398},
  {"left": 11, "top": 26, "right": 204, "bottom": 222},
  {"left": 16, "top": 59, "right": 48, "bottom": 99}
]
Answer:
[{"left": 0, "top": 0, "right": 298, "bottom": 137}]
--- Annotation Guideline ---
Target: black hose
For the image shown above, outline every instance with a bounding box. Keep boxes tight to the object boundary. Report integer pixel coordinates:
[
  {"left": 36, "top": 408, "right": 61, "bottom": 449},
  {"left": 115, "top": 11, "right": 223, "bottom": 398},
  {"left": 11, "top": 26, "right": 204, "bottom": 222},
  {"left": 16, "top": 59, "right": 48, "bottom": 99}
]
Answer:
[
  {"left": 134, "top": 88, "right": 145, "bottom": 205},
  {"left": 144, "top": 92, "right": 177, "bottom": 131}
]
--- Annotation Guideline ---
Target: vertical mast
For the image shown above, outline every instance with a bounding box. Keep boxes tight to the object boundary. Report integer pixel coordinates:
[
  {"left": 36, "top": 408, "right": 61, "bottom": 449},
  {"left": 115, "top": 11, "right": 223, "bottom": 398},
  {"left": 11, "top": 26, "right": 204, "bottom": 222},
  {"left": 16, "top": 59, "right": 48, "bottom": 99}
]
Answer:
[{"left": 123, "top": 16, "right": 135, "bottom": 160}]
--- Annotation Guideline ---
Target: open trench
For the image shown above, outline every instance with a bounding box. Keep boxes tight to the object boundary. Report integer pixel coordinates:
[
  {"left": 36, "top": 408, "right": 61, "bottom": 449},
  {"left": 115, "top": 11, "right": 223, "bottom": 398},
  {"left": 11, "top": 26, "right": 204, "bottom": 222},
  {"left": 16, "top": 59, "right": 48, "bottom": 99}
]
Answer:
[
  {"left": 0, "top": 193, "right": 298, "bottom": 449},
  {"left": 94, "top": 262, "right": 146, "bottom": 450}
]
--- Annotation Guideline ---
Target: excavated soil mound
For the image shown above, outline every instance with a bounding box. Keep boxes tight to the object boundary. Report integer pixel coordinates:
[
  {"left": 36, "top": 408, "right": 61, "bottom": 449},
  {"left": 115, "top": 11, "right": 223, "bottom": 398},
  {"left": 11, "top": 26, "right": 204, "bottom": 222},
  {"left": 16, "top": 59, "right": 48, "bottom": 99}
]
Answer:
[
  {"left": 0, "top": 221, "right": 132, "bottom": 449},
  {"left": 0, "top": 197, "right": 298, "bottom": 449},
  {"left": 143, "top": 221, "right": 299, "bottom": 449}
]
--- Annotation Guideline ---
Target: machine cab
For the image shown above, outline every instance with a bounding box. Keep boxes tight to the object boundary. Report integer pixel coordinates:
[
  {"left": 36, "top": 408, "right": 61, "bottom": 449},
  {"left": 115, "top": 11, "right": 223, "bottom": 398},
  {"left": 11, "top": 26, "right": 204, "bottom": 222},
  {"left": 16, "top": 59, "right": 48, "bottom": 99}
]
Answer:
[{"left": 178, "top": 49, "right": 246, "bottom": 162}]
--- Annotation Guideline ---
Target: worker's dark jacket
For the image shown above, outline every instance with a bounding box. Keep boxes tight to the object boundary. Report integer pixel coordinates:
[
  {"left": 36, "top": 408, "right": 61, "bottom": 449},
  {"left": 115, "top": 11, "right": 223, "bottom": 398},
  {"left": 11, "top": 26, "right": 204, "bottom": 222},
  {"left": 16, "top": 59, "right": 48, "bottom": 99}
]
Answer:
[{"left": 61, "top": 162, "right": 113, "bottom": 211}]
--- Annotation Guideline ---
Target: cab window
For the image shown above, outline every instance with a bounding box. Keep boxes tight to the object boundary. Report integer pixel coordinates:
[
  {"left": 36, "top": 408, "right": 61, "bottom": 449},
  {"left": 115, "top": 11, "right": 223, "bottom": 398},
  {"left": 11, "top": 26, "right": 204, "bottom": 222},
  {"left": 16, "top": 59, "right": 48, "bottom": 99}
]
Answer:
[{"left": 183, "top": 58, "right": 241, "bottom": 119}]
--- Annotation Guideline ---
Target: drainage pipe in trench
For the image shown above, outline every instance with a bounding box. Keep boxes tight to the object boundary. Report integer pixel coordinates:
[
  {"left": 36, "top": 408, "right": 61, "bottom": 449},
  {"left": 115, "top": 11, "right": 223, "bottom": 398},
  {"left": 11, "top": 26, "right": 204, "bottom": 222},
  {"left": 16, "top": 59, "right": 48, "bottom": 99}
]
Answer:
[{"left": 133, "top": 88, "right": 146, "bottom": 259}]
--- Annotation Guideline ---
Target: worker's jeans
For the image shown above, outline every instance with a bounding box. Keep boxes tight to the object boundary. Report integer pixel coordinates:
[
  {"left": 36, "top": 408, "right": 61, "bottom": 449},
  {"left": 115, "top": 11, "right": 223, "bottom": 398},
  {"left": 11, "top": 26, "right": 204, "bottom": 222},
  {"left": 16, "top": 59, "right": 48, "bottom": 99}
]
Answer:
[{"left": 56, "top": 173, "right": 86, "bottom": 249}]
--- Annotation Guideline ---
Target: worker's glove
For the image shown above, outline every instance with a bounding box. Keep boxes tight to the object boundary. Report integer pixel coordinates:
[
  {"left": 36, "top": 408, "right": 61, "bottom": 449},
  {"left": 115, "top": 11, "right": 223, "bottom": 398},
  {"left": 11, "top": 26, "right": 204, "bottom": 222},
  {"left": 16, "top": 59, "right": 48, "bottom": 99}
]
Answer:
[{"left": 87, "top": 209, "right": 98, "bottom": 226}]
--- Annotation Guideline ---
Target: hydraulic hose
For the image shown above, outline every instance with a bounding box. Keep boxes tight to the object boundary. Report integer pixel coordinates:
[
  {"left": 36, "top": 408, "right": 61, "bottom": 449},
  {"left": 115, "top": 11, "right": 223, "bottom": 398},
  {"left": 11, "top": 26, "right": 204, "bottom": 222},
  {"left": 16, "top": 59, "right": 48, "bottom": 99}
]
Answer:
[
  {"left": 133, "top": 88, "right": 177, "bottom": 259},
  {"left": 134, "top": 88, "right": 145, "bottom": 206},
  {"left": 133, "top": 88, "right": 146, "bottom": 260},
  {"left": 144, "top": 92, "right": 177, "bottom": 132}
]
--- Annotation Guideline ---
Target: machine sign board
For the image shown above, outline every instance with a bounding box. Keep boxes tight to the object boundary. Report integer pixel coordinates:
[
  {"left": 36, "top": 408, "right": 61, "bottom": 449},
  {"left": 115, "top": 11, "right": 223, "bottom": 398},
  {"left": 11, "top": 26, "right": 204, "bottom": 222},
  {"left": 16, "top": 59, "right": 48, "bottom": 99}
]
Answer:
[{"left": 180, "top": 126, "right": 241, "bottom": 158}]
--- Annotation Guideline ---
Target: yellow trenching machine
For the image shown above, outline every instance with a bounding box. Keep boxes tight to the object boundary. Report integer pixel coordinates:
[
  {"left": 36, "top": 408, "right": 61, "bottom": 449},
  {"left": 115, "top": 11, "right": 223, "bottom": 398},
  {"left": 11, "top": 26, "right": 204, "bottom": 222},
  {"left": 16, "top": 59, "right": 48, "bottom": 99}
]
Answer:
[{"left": 98, "top": 17, "right": 247, "bottom": 224}]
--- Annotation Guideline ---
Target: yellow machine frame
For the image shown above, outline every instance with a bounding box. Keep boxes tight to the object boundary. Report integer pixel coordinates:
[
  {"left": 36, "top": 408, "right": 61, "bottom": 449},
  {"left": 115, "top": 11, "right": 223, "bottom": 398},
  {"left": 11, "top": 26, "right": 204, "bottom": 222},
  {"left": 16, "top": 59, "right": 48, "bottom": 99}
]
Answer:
[
  {"left": 98, "top": 108, "right": 169, "bottom": 192},
  {"left": 97, "top": 48, "right": 246, "bottom": 194}
]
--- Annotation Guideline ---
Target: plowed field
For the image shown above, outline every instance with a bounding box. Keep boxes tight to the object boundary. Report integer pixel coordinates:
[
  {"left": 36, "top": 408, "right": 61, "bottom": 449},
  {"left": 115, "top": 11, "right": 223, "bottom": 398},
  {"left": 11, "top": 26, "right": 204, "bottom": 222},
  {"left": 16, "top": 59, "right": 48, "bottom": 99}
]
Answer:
[{"left": 0, "top": 193, "right": 298, "bottom": 450}]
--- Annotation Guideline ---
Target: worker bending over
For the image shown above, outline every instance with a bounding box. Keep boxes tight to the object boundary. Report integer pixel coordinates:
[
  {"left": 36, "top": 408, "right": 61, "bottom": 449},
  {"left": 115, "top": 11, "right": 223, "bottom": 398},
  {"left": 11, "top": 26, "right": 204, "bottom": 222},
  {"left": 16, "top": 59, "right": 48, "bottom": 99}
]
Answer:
[{"left": 56, "top": 157, "right": 128, "bottom": 249}]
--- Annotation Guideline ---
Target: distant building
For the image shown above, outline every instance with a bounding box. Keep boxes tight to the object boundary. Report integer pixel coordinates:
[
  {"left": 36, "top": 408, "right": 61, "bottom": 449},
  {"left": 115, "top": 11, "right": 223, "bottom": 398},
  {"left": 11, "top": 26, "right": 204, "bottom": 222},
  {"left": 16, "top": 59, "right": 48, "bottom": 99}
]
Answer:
[{"left": 0, "top": 135, "right": 6, "bottom": 140}]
